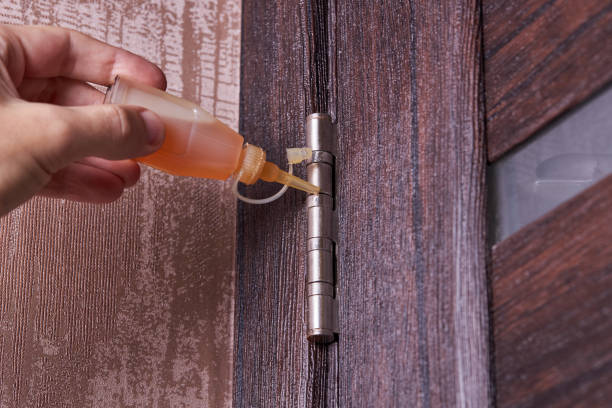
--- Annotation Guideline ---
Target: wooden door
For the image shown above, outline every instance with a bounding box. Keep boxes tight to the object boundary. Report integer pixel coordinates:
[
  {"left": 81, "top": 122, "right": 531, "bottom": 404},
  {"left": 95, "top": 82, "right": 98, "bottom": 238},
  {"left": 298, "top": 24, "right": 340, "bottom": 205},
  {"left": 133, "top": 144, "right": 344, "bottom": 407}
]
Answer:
[
  {"left": 235, "top": 1, "right": 491, "bottom": 406},
  {"left": 235, "top": 0, "right": 612, "bottom": 407}
]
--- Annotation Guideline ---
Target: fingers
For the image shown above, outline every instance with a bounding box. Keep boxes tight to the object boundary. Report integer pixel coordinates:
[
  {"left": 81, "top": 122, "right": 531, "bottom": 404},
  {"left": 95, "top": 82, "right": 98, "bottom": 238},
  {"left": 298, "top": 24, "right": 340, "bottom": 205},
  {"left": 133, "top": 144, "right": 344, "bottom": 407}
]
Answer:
[
  {"left": 9, "top": 102, "right": 165, "bottom": 176},
  {"left": 38, "top": 158, "right": 140, "bottom": 203},
  {"left": 18, "top": 77, "right": 104, "bottom": 106},
  {"left": 0, "top": 94, "right": 162, "bottom": 215},
  {"left": 2, "top": 25, "right": 166, "bottom": 89},
  {"left": 76, "top": 157, "right": 140, "bottom": 188},
  {"left": 39, "top": 161, "right": 129, "bottom": 203}
]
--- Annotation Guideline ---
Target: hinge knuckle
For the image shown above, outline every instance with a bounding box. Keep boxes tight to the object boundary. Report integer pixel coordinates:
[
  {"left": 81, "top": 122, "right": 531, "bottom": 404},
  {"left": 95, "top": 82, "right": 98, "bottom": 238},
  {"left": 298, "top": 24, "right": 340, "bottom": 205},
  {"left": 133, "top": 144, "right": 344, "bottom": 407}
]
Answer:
[{"left": 305, "top": 113, "right": 338, "bottom": 344}]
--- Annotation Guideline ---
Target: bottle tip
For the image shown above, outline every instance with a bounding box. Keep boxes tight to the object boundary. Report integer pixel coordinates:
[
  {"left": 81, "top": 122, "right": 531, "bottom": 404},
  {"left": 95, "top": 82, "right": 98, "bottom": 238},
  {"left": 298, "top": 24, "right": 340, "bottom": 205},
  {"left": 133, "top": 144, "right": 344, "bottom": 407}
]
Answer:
[{"left": 278, "top": 170, "right": 320, "bottom": 195}]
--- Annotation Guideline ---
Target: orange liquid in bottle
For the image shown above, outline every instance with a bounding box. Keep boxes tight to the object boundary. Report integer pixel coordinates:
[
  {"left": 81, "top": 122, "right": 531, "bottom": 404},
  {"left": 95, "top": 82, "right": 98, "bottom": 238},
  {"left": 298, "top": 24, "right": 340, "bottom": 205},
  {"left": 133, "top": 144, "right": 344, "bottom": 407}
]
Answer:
[
  {"left": 104, "top": 77, "right": 244, "bottom": 179},
  {"left": 104, "top": 76, "right": 320, "bottom": 195}
]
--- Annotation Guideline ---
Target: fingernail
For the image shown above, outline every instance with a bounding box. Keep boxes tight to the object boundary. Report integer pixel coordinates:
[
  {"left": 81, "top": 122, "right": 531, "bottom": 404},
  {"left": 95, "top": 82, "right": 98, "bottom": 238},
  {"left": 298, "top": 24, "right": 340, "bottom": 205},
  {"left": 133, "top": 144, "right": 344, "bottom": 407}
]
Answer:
[{"left": 139, "top": 110, "right": 165, "bottom": 146}]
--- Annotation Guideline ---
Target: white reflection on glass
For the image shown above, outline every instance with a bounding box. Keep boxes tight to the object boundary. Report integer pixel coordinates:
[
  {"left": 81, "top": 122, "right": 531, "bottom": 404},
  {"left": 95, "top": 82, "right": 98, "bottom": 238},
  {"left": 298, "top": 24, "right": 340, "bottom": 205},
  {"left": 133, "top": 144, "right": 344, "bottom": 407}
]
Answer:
[{"left": 489, "top": 84, "right": 612, "bottom": 243}]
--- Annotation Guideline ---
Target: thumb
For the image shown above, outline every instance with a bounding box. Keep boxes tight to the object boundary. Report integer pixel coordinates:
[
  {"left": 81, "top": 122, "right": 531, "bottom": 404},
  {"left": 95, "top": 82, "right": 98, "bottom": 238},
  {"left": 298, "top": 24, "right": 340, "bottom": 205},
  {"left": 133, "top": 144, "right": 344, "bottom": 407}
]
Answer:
[{"left": 26, "top": 103, "right": 165, "bottom": 173}]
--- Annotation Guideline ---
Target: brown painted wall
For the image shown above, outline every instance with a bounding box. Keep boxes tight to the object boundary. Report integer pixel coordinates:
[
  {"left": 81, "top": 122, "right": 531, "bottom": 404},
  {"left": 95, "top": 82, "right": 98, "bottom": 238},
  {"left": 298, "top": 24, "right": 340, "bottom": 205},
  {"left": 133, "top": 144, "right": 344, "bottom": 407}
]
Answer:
[{"left": 0, "top": 1, "right": 240, "bottom": 406}]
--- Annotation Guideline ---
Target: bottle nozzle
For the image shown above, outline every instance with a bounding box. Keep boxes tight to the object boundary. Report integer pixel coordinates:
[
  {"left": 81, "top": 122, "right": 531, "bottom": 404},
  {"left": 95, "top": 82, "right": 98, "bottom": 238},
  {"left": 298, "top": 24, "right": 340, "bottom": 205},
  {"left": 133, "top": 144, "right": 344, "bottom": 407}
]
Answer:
[
  {"left": 260, "top": 162, "right": 320, "bottom": 195},
  {"left": 236, "top": 144, "right": 319, "bottom": 196}
]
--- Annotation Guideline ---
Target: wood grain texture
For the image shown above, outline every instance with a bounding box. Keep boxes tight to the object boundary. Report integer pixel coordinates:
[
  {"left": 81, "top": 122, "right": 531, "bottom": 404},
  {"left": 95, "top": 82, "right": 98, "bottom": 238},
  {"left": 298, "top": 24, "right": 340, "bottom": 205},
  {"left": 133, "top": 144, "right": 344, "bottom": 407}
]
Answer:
[
  {"left": 235, "top": 0, "right": 335, "bottom": 406},
  {"left": 491, "top": 174, "right": 612, "bottom": 408},
  {"left": 335, "top": 1, "right": 490, "bottom": 406},
  {"left": 0, "top": 1, "right": 241, "bottom": 407},
  {"left": 483, "top": 0, "right": 612, "bottom": 161},
  {"left": 236, "top": 0, "right": 491, "bottom": 406}
]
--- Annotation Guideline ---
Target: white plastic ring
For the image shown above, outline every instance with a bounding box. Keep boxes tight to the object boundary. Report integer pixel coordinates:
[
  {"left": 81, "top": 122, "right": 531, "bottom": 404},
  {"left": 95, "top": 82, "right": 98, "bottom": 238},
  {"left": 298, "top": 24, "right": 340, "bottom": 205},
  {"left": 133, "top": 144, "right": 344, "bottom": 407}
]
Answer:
[{"left": 232, "top": 164, "right": 293, "bottom": 205}]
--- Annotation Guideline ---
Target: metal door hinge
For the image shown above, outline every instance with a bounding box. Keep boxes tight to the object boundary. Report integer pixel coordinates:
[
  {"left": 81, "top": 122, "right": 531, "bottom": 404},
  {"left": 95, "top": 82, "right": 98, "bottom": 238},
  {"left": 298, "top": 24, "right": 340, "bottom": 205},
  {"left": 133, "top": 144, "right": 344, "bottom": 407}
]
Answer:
[{"left": 305, "top": 113, "right": 338, "bottom": 344}]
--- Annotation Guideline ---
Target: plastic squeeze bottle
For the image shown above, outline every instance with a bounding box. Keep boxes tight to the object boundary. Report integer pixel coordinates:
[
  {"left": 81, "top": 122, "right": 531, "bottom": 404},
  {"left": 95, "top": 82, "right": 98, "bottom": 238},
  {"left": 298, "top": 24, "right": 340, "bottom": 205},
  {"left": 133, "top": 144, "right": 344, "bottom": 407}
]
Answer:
[{"left": 104, "top": 76, "right": 318, "bottom": 196}]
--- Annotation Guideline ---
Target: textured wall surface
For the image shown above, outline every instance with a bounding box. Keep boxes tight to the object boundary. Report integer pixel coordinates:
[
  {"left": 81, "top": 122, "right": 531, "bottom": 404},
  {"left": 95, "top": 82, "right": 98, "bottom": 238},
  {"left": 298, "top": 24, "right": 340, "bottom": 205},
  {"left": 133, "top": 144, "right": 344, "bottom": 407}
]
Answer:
[{"left": 0, "top": 1, "right": 240, "bottom": 407}]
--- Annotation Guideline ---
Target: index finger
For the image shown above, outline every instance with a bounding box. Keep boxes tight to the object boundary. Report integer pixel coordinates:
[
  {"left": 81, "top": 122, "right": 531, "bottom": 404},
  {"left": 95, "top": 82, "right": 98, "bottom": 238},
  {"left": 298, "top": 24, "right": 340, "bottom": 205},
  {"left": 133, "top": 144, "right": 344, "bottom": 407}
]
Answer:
[{"left": 3, "top": 25, "right": 166, "bottom": 89}]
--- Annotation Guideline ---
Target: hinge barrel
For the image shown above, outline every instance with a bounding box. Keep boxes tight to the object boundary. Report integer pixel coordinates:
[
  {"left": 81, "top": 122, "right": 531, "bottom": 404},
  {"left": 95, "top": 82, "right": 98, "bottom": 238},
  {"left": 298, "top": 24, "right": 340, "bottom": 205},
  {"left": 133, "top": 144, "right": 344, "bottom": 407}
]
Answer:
[{"left": 305, "top": 113, "right": 338, "bottom": 344}]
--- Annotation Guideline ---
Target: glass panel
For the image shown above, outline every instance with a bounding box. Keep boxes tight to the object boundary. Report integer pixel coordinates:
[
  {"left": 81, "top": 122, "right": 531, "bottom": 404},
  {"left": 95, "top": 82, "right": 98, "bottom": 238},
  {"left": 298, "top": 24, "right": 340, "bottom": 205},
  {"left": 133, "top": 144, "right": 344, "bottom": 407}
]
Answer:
[{"left": 489, "top": 83, "right": 612, "bottom": 243}]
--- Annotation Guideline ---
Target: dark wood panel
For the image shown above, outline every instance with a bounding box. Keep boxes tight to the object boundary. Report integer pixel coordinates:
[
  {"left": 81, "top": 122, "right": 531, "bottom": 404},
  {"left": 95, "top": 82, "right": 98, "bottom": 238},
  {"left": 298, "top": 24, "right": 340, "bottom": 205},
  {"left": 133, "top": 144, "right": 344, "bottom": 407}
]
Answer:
[
  {"left": 234, "top": 0, "right": 336, "bottom": 406},
  {"left": 483, "top": 0, "right": 612, "bottom": 161},
  {"left": 491, "top": 174, "right": 612, "bottom": 407},
  {"left": 234, "top": 0, "right": 307, "bottom": 403},
  {"left": 335, "top": 1, "right": 491, "bottom": 406},
  {"left": 237, "top": 0, "right": 491, "bottom": 406}
]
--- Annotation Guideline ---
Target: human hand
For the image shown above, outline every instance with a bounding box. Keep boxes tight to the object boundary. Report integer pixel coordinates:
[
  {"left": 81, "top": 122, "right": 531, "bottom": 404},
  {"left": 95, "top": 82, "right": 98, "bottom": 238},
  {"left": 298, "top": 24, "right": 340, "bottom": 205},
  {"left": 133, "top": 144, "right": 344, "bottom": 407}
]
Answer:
[{"left": 0, "top": 25, "right": 167, "bottom": 217}]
